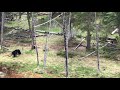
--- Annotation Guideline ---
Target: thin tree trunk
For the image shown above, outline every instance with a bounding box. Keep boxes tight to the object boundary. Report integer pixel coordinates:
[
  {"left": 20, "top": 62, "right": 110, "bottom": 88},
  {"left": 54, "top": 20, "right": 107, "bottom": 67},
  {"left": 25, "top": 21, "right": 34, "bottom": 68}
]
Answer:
[
  {"left": 86, "top": 28, "right": 91, "bottom": 50},
  {"left": 0, "top": 13, "right": 1, "bottom": 30},
  {"left": 63, "top": 12, "right": 69, "bottom": 77},
  {"left": 1, "top": 12, "right": 4, "bottom": 50},
  {"left": 31, "top": 12, "right": 36, "bottom": 50},
  {"left": 27, "top": 12, "right": 31, "bottom": 32},
  {"left": 86, "top": 13, "right": 92, "bottom": 50},
  {"left": 43, "top": 12, "right": 52, "bottom": 68},
  {"left": 69, "top": 12, "right": 73, "bottom": 39},
  {"left": 95, "top": 12, "right": 100, "bottom": 72},
  {"left": 43, "top": 33, "right": 48, "bottom": 67},
  {"left": 32, "top": 12, "right": 40, "bottom": 66},
  {"left": 27, "top": 12, "right": 34, "bottom": 48}
]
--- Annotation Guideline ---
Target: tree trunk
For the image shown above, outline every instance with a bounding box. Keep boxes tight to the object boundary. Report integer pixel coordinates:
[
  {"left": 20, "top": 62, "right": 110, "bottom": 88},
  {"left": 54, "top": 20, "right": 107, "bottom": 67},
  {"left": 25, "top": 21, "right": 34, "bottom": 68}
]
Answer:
[
  {"left": 43, "top": 12, "right": 52, "bottom": 68},
  {"left": 86, "top": 27, "right": 91, "bottom": 50},
  {"left": 1, "top": 12, "right": 4, "bottom": 50},
  {"left": 32, "top": 12, "right": 40, "bottom": 67},
  {"left": 0, "top": 12, "right": 2, "bottom": 30},
  {"left": 118, "top": 26, "right": 120, "bottom": 36},
  {"left": 69, "top": 20, "right": 73, "bottom": 38},
  {"left": 95, "top": 12, "right": 100, "bottom": 72},
  {"left": 27, "top": 12, "right": 31, "bottom": 31},
  {"left": 68, "top": 12, "right": 73, "bottom": 40},
  {"left": 43, "top": 33, "right": 48, "bottom": 67},
  {"left": 27, "top": 12, "right": 35, "bottom": 49},
  {"left": 63, "top": 12, "right": 69, "bottom": 77},
  {"left": 27, "top": 12, "right": 33, "bottom": 40},
  {"left": 96, "top": 24, "right": 100, "bottom": 72}
]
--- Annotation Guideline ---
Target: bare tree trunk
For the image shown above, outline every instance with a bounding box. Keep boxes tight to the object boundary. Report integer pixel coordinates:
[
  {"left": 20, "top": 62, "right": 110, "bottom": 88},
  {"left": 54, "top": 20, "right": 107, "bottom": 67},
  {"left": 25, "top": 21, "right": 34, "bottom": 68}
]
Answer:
[
  {"left": 27, "top": 12, "right": 31, "bottom": 31},
  {"left": 43, "top": 33, "right": 48, "bottom": 67},
  {"left": 27, "top": 12, "right": 34, "bottom": 48},
  {"left": 31, "top": 12, "right": 36, "bottom": 50},
  {"left": 32, "top": 12, "right": 40, "bottom": 66},
  {"left": 44, "top": 12, "right": 52, "bottom": 68},
  {"left": 68, "top": 12, "right": 73, "bottom": 39},
  {"left": 96, "top": 25, "right": 100, "bottom": 72},
  {"left": 1, "top": 12, "right": 4, "bottom": 50},
  {"left": 63, "top": 12, "right": 69, "bottom": 77},
  {"left": 86, "top": 27, "right": 91, "bottom": 50},
  {"left": 95, "top": 12, "right": 100, "bottom": 72},
  {"left": 0, "top": 12, "right": 1, "bottom": 30}
]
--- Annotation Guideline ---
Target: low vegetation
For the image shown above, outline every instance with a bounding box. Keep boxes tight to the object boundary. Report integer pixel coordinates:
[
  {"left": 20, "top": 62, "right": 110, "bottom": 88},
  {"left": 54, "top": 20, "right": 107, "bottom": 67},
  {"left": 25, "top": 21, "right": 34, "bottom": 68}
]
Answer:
[{"left": 1, "top": 12, "right": 120, "bottom": 78}]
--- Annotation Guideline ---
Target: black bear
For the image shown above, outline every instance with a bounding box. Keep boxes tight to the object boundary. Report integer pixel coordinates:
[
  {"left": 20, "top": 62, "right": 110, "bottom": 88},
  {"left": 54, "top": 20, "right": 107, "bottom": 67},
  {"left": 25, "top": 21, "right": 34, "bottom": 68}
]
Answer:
[{"left": 12, "top": 49, "right": 21, "bottom": 57}]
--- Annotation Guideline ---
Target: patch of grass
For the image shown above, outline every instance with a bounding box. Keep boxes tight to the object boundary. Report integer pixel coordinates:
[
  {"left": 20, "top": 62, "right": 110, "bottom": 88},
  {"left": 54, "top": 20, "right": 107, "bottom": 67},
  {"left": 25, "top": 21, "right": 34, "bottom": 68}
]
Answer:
[
  {"left": 47, "top": 65, "right": 64, "bottom": 74},
  {"left": 18, "top": 63, "right": 37, "bottom": 72},
  {"left": 19, "top": 39, "right": 32, "bottom": 43},
  {"left": 0, "top": 61, "right": 44, "bottom": 74},
  {"left": 50, "top": 27, "right": 62, "bottom": 33},
  {"left": 0, "top": 61, "right": 24, "bottom": 71},
  {"left": 57, "top": 50, "right": 78, "bottom": 58},
  {"left": 36, "top": 27, "right": 62, "bottom": 33},
  {"left": 0, "top": 49, "right": 8, "bottom": 54},
  {"left": 41, "top": 65, "right": 65, "bottom": 78},
  {"left": 5, "top": 17, "right": 29, "bottom": 30},
  {"left": 113, "top": 72, "right": 120, "bottom": 78},
  {"left": 74, "top": 66, "right": 97, "bottom": 78},
  {"left": 24, "top": 50, "right": 35, "bottom": 54}
]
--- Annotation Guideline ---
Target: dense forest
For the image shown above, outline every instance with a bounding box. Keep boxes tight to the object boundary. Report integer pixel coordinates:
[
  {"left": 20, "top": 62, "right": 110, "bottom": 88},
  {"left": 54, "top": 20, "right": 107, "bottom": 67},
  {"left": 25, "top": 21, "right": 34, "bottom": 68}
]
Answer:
[{"left": 0, "top": 12, "right": 120, "bottom": 78}]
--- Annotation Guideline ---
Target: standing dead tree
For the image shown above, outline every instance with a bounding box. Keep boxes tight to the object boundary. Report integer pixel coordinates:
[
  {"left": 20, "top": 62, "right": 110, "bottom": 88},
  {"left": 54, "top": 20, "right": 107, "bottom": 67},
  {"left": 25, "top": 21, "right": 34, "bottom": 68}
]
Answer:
[{"left": 32, "top": 12, "right": 40, "bottom": 67}]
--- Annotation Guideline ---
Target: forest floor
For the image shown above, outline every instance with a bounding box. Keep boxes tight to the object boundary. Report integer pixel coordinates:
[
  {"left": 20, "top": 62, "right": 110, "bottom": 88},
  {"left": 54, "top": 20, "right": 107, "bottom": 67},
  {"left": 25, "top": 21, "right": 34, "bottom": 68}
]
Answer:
[
  {"left": 1, "top": 14, "right": 120, "bottom": 78},
  {"left": 1, "top": 33, "right": 120, "bottom": 78}
]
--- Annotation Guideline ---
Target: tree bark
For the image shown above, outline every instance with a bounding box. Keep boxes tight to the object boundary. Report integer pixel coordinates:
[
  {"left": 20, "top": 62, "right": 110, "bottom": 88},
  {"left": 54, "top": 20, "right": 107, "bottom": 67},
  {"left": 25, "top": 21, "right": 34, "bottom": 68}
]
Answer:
[
  {"left": 86, "top": 26, "right": 91, "bottom": 50},
  {"left": 68, "top": 12, "right": 73, "bottom": 40},
  {"left": 32, "top": 12, "right": 40, "bottom": 66},
  {"left": 0, "top": 12, "right": 2, "bottom": 30},
  {"left": 1, "top": 12, "right": 4, "bottom": 50},
  {"left": 27, "top": 12, "right": 35, "bottom": 49},
  {"left": 86, "top": 13, "right": 92, "bottom": 50},
  {"left": 43, "top": 12, "right": 52, "bottom": 68},
  {"left": 95, "top": 12, "right": 100, "bottom": 72},
  {"left": 27, "top": 12, "right": 31, "bottom": 31},
  {"left": 63, "top": 12, "right": 69, "bottom": 77}
]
